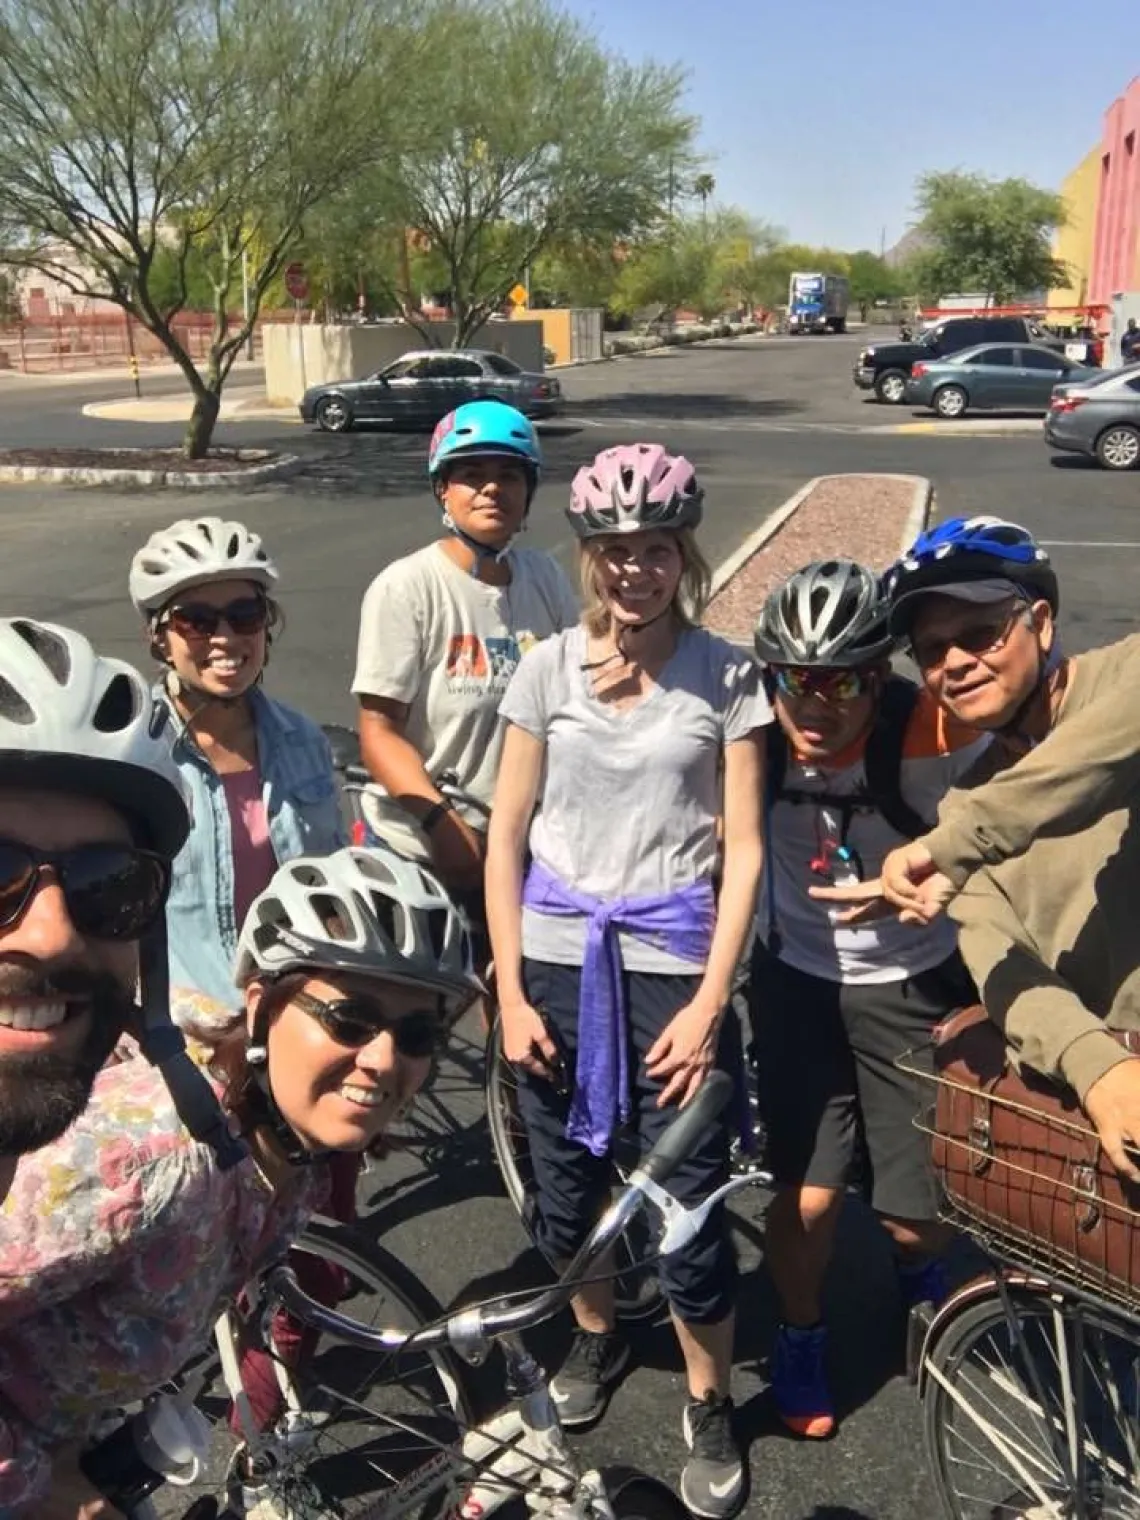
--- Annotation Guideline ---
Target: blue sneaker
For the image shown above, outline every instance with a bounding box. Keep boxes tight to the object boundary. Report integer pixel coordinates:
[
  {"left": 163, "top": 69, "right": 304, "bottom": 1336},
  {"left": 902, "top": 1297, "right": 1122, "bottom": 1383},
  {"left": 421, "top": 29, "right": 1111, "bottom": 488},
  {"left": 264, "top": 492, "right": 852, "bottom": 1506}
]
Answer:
[
  {"left": 769, "top": 1322, "right": 835, "bottom": 1439},
  {"left": 898, "top": 1257, "right": 950, "bottom": 1310}
]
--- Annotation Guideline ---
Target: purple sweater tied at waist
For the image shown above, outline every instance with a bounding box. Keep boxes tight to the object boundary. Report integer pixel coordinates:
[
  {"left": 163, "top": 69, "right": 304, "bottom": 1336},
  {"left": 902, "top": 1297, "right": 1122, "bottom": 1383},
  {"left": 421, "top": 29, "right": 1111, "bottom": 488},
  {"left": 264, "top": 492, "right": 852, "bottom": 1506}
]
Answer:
[{"left": 521, "top": 861, "right": 715, "bottom": 1155}]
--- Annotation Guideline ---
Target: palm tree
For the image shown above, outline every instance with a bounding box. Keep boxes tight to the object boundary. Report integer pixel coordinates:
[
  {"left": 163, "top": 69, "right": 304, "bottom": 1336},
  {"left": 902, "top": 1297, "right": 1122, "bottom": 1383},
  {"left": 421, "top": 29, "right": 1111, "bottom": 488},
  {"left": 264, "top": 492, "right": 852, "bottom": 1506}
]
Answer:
[{"left": 693, "top": 173, "right": 716, "bottom": 230}]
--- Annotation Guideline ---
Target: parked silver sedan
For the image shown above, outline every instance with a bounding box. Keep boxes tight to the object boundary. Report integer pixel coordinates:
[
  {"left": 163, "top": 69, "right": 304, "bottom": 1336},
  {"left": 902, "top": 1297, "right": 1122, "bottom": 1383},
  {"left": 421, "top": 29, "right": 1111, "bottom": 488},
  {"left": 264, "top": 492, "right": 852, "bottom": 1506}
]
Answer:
[
  {"left": 904, "top": 343, "right": 1097, "bottom": 419},
  {"left": 299, "top": 348, "right": 563, "bottom": 433},
  {"left": 1045, "top": 366, "right": 1140, "bottom": 470}
]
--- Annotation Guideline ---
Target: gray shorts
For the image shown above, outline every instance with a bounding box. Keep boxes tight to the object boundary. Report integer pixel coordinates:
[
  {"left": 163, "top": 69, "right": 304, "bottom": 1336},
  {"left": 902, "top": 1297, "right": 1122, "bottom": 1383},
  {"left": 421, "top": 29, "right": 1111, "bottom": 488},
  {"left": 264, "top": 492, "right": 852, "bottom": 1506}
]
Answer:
[{"left": 749, "top": 947, "right": 976, "bottom": 1222}]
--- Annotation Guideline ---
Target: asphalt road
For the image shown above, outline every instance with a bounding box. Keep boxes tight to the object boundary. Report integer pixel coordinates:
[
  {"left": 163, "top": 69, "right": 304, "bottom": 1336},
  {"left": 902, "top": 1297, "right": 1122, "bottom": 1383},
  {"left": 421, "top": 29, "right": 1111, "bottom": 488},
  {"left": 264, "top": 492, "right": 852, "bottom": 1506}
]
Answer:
[{"left": 3, "top": 333, "right": 1139, "bottom": 1518}]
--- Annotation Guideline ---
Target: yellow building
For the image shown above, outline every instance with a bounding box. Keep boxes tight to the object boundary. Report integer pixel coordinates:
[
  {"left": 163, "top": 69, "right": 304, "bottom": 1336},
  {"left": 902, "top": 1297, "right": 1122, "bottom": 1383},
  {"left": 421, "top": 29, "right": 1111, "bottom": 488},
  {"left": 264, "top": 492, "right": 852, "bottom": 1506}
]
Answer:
[{"left": 1049, "top": 146, "right": 1101, "bottom": 313}]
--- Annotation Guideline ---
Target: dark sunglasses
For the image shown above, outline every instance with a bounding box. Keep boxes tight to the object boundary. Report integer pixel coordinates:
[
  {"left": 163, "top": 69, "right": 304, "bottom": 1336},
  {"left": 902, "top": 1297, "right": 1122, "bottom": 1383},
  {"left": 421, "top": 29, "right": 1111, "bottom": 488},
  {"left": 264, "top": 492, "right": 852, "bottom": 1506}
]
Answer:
[
  {"left": 0, "top": 840, "right": 170, "bottom": 940},
  {"left": 909, "top": 604, "right": 1028, "bottom": 672},
  {"left": 291, "top": 990, "right": 448, "bottom": 1059},
  {"left": 773, "top": 666, "right": 873, "bottom": 702},
  {"left": 163, "top": 597, "right": 269, "bottom": 640}
]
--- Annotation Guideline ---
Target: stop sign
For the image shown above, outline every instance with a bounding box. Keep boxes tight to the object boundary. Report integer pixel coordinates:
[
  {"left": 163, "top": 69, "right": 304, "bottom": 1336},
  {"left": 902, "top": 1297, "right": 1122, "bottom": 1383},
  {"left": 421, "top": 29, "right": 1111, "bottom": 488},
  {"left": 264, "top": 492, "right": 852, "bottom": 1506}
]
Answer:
[{"left": 284, "top": 261, "right": 308, "bottom": 301}]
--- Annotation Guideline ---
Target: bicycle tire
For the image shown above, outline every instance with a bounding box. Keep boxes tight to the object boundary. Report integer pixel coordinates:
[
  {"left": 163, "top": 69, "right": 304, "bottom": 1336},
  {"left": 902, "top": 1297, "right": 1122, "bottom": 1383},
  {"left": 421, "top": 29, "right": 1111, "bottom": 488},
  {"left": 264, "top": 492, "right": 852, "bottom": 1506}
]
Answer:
[
  {"left": 160, "top": 1219, "right": 477, "bottom": 1520},
  {"left": 922, "top": 1281, "right": 1140, "bottom": 1519},
  {"left": 484, "top": 1019, "right": 665, "bottom": 1323}
]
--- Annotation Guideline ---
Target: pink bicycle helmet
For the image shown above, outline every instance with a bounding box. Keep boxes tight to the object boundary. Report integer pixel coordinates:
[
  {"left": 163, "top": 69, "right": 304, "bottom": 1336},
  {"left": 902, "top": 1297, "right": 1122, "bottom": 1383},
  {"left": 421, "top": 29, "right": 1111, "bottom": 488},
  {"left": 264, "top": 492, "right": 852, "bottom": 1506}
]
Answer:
[{"left": 567, "top": 444, "right": 704, "bottom": 539}]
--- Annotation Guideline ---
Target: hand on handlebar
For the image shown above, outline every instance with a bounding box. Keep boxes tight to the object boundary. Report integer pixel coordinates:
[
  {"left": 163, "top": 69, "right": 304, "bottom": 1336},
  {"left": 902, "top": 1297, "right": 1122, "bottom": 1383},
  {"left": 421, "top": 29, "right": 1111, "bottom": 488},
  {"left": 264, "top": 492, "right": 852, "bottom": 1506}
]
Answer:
[
  {"left": 1083, "top": 1056, "right": 1140, "bottom": 1184},
  {"left": 427, "top": 810, "right": 486, "bottom": 894}
]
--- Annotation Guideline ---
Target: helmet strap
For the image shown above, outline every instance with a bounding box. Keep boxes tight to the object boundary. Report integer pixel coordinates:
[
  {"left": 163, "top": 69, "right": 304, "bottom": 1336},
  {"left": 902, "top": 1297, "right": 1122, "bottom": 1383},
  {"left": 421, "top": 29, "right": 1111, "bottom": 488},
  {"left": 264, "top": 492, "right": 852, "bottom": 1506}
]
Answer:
[
  {"left": 244, "top": 999, "right": 332, "bottom": 1168},
  {"left": 441, "top": 511, "right": 516, "bottom": 578}
]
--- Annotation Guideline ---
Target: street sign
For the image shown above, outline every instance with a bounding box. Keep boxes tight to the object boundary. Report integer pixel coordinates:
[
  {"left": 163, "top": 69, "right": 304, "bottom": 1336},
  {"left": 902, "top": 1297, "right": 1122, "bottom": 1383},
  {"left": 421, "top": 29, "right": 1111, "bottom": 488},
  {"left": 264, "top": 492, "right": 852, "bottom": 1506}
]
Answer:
[
  {"left": 285, "top": 261, "right": 309, "bottom": 302},
  {"left": 508, "top": 283, "right": 528, "bottom": 307}
]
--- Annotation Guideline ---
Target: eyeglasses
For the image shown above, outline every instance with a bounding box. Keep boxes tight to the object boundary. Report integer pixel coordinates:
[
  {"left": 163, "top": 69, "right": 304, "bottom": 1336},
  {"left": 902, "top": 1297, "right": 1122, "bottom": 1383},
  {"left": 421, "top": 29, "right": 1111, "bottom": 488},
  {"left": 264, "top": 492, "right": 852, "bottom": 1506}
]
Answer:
[
  {"left": 772, "top": 666, "right": 872, "bottom": 702},
  {"left": 162, "top": 597, "right": 269, "bottom": 641},
  {"left": 0, "top": 840, "right": 170, "bottom": 940},
  {"left": 291, "top": 990, "right": 447, "bottom": 1059},
  {"left": 909, "top": 605, "right": 1028, "bottom": 672}
]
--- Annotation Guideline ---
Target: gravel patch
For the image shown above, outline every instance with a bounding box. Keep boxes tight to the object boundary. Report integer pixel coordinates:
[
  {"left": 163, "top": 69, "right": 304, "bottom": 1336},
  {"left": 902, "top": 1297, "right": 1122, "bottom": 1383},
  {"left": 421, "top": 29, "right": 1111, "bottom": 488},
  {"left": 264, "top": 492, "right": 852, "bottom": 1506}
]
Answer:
[
  {"left": 0, "top": 447, "right": 276, "bottom": 473},
  {"left": 705, "top": 473, "right": 928, "bottom": 645}
]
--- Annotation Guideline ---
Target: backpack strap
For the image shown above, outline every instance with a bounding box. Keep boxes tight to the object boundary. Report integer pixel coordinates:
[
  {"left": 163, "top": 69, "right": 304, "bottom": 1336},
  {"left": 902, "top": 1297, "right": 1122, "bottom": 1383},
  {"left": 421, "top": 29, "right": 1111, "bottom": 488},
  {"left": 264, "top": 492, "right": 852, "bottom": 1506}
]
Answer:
[{"left": 862, "top": 676, "right": 931, "bottom": 841}]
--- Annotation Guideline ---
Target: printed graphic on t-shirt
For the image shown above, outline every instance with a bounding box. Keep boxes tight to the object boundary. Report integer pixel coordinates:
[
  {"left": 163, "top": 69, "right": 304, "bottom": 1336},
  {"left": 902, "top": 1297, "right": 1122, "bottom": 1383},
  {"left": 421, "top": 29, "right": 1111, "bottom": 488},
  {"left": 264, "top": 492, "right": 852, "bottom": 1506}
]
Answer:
[
  {"left": 485, "top": 635, "right": 523, "bottom": 681},
  {"left": 446, "top": 635, "right": 488, "bottom": 679}
]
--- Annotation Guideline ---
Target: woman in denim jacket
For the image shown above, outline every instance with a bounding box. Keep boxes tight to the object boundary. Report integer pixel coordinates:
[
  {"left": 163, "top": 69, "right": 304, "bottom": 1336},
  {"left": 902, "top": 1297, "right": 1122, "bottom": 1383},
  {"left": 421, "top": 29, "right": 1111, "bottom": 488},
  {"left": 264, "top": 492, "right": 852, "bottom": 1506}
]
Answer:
[{"left": 128, "top": 515, "right": 345, "bottom": 1013}]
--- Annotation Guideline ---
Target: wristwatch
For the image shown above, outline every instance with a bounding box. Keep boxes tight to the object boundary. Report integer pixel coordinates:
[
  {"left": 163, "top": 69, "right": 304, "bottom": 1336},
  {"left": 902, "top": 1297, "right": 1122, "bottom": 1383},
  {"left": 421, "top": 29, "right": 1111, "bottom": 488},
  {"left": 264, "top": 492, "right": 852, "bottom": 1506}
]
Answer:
[{"left": 420, "top": 796, "right": 456, "bottom": 834}]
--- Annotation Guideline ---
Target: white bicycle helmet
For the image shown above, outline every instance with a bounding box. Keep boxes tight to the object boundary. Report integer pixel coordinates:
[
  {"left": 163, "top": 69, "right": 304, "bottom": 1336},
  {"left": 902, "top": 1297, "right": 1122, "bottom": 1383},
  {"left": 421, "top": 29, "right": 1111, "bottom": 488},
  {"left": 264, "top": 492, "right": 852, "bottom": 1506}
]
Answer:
[
  {"left": 235, "top": 846, "right": 481, "bottom": 1013},
  {"left": 0, "top": 617, "right": 189, "bottom": 856},
  {"left": 129, "top": 516, "right": 279, "bottom": 616}
]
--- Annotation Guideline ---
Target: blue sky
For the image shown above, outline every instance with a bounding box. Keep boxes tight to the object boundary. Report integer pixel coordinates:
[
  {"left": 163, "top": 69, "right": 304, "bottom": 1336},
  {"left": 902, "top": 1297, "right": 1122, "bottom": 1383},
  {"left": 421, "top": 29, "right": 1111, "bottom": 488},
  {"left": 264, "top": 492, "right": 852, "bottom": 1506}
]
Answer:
[{"left": 564, "top": 0, "right": 1139, "bottom": 252}]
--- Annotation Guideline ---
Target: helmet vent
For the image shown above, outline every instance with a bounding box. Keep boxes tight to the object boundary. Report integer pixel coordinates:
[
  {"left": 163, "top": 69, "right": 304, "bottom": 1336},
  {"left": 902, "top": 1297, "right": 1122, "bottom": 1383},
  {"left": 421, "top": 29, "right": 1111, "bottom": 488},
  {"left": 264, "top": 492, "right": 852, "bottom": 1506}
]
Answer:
[
  {"left": 363, "top": 889, "right": 398, "bottom": 946},
  {"left": 0, "top": 675, "right": 34, "bottom": 725},
  {"left": 12, "top": 620, "right": 70, "bottom": 684},
  {"left": 92, "top": 672, "right": 140, "bottom": 733},
  {"left": 425, "top": 909, "right": 449, "bottom": 962},
  {"left": 311, "top": 894, "right": 350, "bottom": 940}
]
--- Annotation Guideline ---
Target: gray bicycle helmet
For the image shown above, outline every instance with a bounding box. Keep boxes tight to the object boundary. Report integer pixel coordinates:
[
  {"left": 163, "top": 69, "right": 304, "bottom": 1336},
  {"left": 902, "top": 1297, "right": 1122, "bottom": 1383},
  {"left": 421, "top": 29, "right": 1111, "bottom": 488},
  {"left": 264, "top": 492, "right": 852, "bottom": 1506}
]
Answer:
[
  {"left": 129, "top": 516, "right": 278, "bottom": 616},
  {"left": 0, "top": 617, "right": 189, "bottom": 856},
  {"left": 754, "top": 560, "right": 895, "bottom": 668},
  {"left": 235, "top": 846, "right": 481, "bottom": 1014}
]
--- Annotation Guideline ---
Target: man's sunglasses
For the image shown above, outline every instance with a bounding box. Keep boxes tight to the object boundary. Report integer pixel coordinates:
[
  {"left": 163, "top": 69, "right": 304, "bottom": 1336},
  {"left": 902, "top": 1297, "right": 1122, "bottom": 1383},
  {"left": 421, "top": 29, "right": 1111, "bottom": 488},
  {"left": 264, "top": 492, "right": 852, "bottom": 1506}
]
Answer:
[
  {"left": 772, "top": 666, "right": 873, "bottom": 702},
  {"left": 291, "top": 990, "right": 449, "bottom": 1060},
  {"left": 162, "top": 597, "right": 269, "bottom": 641},
  {"left": 909, "top": 604, "right": 1028, "bottom": 672},
  {"left": 0, "top": 841, "right": 170, "bottom": 940}
]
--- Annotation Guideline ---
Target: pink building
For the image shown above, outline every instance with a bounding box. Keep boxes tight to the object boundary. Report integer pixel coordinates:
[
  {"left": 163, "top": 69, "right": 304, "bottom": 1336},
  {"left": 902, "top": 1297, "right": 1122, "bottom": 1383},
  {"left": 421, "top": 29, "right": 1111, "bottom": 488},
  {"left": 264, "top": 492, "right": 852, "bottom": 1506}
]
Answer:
[{"left": 1089, "top": 76, "right": 1140, "bottom": 307}]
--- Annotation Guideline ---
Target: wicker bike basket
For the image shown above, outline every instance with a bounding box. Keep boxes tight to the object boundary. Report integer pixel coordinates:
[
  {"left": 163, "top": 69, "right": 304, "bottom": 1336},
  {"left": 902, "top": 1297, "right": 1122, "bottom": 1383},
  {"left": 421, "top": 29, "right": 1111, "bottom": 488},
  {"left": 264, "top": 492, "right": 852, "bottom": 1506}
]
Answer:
[{"left": 900, "top": 1004, "right": 1140, "bottom": 1308}]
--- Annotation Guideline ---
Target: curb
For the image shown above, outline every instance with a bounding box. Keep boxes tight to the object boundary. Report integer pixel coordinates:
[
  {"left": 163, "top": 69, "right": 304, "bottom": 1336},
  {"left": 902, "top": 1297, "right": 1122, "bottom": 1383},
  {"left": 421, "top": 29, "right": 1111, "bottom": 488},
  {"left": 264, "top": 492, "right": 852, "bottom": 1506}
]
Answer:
[
  {"left": 0, "top": 452, "right": 304, "bottom": 490},
  {"left": 882, "top": 419, "right": 1042, "bottom": 437},
  {"left": 710, "top": 478, "right": 822, "bottom": 597},
  {"left": 710, "top": 472, "right": 933, "bottom": 596}
]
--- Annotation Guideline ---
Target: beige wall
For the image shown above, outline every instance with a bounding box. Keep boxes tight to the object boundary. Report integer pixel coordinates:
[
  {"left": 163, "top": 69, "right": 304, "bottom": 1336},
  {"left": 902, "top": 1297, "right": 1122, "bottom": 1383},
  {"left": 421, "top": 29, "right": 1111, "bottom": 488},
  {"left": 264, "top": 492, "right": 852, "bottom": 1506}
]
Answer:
[
  {"left": 1049, "top": 146, "right": 1101, "bottom": 312},
  {"left": 264, "top": 319, "right": 546, "bottom": 406}
]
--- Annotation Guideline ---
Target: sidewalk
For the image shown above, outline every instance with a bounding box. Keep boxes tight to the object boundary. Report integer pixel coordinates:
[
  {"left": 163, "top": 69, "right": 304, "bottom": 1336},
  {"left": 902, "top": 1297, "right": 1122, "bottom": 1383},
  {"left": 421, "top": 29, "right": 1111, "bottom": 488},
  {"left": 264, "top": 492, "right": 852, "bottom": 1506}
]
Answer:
[
  {"left": 1, "top": 357, "right": 264, "bottom": 391},
  {"left": 83, "top": 389, "right": 294, "bottom": 425}
]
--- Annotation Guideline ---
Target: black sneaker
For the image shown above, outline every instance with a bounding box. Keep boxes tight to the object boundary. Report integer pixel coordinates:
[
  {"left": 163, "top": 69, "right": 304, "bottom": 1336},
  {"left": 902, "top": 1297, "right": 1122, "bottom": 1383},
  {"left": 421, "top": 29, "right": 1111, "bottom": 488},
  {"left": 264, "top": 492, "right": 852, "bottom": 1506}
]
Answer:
[
  {"left": 681, "top": 1392, "right": 745, "bottom": 1519},
  {"left": 549, "top": 1327, "right": 630, "bottom": 1427}
]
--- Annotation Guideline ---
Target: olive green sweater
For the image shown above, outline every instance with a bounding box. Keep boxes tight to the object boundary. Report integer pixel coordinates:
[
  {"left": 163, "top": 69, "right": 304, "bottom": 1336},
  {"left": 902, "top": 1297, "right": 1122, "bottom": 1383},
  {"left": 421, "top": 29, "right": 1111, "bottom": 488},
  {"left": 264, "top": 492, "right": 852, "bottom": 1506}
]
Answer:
[{"left": 923, "top": 633, "right": 1140, "bottom": 1100}]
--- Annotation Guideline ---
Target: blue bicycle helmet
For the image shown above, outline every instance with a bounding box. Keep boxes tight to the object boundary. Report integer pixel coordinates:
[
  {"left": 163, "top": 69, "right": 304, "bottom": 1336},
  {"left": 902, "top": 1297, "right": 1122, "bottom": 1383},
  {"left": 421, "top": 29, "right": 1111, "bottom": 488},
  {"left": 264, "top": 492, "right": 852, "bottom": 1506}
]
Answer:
[
  {"left": 885, "top": 516, "right": 1058, "bottom": 635},
  {"left": 428, "top": 400, "right": 542, "bottom": 483}
]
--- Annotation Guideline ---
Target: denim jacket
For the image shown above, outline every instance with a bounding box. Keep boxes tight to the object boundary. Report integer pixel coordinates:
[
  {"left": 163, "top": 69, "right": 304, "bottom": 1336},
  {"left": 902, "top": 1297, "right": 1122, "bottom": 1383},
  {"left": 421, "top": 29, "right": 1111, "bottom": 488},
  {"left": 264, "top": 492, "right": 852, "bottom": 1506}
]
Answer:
[{"left": 162, "top": 685, "right": 346, "bottom": 1009}]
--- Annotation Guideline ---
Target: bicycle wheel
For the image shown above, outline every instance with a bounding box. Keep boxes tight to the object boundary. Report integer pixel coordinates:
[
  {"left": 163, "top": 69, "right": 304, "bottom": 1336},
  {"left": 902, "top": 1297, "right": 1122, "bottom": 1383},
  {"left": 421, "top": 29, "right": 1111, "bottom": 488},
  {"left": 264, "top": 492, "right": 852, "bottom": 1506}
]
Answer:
[
  {"left": 485, "top": 1019, "right": 665, "bottom": 1322},
  {"left": 923, "top": 1282, "right": 1140, "bottom": 1519},
  {"left": 163, "top": 1219, "right": 476, "bottom": 1520}
]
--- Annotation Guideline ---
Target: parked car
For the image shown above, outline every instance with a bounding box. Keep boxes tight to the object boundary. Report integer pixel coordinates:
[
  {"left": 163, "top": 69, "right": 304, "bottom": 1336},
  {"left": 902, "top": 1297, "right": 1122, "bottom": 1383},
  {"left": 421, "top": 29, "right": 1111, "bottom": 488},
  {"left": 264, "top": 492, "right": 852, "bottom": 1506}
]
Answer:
[
  {"left": 299, "top": 349, "right": 564, "bottom": 433},
  {"left": 904, "top": 344, "right": 1098, "bottom": 419},
  {"left": 854, "top": 315, "right": 1074, "bottom": 404},
  {"left": 1045, "top": 365, "right": 1140, "bottom": 470}
]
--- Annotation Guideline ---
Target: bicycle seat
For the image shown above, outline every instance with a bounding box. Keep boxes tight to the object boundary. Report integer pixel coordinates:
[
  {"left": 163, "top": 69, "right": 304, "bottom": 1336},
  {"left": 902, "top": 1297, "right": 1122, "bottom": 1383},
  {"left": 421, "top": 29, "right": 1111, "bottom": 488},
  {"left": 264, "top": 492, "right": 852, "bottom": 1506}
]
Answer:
[{"left": 322, "top": 723, "right": 362, "bottom": 773}]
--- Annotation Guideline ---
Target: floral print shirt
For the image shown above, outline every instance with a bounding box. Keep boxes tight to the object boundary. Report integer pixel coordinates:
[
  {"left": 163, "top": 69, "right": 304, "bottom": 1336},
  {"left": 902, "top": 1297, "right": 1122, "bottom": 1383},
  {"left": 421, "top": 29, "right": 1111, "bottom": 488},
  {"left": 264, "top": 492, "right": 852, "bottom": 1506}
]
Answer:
[{"left": 0, "top": 997, "right": 327, "bottom": 1513}]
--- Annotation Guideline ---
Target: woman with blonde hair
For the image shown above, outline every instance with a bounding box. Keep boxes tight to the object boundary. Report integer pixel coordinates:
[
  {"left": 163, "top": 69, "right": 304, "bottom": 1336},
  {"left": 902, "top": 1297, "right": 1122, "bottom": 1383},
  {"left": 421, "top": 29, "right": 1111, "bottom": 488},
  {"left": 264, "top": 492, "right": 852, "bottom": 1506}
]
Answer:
[{"left": 485, "top": 443, "right": 770, "bottom": 1520}]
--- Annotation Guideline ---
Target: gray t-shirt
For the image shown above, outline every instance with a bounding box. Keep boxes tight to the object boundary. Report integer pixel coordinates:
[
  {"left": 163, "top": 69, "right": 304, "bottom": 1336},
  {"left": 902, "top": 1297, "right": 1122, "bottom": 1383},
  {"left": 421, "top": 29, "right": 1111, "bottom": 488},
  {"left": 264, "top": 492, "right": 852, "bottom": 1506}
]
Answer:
[
  {"left": 352, "top": 543, "right": 578, "bottom": 825},
  {"left": 499, "top": 624, "right": 772, "bottom": 971}
]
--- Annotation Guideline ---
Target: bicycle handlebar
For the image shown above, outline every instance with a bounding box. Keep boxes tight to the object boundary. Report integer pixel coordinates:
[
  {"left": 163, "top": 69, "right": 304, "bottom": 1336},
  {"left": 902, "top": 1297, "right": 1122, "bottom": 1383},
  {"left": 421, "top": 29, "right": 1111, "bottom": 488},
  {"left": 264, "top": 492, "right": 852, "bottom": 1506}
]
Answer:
[{"left": 267, "top": 1071, "right": 738, "bottom": 1356}]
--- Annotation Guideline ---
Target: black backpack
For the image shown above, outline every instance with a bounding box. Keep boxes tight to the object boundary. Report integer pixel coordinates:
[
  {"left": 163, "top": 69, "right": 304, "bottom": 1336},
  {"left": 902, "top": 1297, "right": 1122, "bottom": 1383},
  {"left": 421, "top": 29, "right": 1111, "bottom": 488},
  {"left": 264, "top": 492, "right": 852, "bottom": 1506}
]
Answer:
[{"left": 765, "top": 674, "right": 931, "bottom": 841}]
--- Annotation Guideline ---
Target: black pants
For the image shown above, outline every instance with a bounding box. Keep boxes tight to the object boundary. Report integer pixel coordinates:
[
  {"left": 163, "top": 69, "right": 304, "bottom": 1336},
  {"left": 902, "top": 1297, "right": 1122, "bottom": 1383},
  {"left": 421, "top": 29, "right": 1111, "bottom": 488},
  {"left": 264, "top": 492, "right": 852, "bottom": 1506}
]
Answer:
[{"left": 515, "top": 957, "right": 740, "bottom": 1324}]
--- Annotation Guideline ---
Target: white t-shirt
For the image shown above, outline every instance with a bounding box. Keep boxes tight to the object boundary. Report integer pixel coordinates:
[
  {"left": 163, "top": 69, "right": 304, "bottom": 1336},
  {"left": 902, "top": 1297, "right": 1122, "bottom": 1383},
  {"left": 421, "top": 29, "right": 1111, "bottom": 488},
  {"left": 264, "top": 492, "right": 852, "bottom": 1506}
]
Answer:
[
  {"left": 352, "top": 543, "right": 579, "bottom": 824},
  {"left": 760, "top": 687, "right": 989, "bottom": 985},
  {"left": 499, "top": 624, "right": 773, "bottom": 972}
]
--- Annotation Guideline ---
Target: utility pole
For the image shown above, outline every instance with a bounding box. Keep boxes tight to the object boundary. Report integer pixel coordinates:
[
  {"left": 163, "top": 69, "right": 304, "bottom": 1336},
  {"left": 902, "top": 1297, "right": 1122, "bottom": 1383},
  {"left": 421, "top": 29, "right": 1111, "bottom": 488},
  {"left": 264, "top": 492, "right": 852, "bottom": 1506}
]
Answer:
[{"left": 879, "top": 225, "right": 887, "bottom": 259}]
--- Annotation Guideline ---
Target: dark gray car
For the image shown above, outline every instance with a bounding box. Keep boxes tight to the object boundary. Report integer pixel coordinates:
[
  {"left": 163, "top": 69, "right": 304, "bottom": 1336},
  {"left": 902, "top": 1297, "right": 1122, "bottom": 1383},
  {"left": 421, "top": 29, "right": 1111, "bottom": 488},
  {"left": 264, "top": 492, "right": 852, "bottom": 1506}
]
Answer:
[
  {"left": 904, "top": 344, "right": 1097, "bottom": 418},
  {"left": 1044, "top": 365, "right": 1140, "bottom": 469},
  {"left": 299, "top": 348, "right": 563, "bottom": 433}
]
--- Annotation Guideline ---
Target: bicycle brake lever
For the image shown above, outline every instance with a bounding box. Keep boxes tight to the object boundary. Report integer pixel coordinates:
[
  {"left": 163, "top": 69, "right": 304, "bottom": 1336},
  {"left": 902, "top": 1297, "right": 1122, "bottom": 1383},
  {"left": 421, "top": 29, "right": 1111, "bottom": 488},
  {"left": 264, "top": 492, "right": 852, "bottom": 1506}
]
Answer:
[{"left": 635, "top": 1170, "right": 769, "bottom": 1255}]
